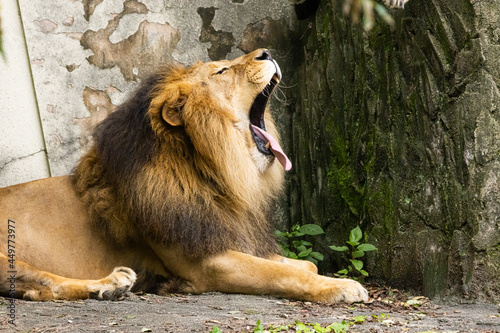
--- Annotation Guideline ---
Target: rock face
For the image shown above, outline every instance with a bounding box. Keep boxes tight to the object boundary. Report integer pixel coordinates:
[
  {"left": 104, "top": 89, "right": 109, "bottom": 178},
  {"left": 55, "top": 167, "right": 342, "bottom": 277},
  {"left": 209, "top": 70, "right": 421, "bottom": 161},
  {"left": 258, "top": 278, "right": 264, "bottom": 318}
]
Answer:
[{"left": 289, "top": 0, "right": 500, "bottom": 301}]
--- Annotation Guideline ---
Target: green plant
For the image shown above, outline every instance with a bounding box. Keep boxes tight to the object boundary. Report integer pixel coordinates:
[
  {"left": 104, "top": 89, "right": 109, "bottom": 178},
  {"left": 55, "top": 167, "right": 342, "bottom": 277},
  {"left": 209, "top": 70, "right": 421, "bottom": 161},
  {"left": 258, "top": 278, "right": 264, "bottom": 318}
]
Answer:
[
  {"left": 267, "top": 324, "right": 289, "bottom": 332},
  {"left": 295, "top": 320, "right": 350, "bottom": 333},
  {"left": 372, "top": 313, "right": 390, "bottom": 322},
  {"left": 275, "top": 224, "right": 325, "bottom": 264},
  {"left": 254, "top": 319, "right": 264, "bottom": 333},
  {"left": 351, "top": 315, "right": 366, "bottom": 324},
  {"left": 212, "top": 318, "right": 365, "bottom": 333},
  {"left": 329, "top": 226, "right": 377, "bottom": 280}
]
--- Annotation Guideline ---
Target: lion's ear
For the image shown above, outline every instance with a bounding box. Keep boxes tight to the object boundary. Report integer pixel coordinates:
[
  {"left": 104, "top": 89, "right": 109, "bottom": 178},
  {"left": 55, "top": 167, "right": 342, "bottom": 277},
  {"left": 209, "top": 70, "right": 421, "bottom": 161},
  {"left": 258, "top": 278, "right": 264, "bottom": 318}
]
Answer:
[
  {"left": 150, "top": 82, "right": 192, "bottom": 127},
  {"left": 162, "top": 104, "right": 183, "bottom": 127}
]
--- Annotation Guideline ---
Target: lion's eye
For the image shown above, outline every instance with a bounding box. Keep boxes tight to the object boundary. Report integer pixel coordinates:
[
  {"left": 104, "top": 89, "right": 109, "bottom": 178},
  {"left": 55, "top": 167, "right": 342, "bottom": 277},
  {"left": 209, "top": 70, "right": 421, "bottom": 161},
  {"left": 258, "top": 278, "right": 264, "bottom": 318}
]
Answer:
[{"left": 214, "top": 67, "right": 229, "bottom": 75}]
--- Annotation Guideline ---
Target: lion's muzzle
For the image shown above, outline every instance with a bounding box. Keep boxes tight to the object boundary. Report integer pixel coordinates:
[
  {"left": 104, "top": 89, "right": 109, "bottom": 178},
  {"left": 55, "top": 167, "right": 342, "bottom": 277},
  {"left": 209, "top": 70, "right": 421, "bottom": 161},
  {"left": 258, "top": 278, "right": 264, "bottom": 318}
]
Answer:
[{"left": 248, "top": 50, "right": 291, "bottom": 171}]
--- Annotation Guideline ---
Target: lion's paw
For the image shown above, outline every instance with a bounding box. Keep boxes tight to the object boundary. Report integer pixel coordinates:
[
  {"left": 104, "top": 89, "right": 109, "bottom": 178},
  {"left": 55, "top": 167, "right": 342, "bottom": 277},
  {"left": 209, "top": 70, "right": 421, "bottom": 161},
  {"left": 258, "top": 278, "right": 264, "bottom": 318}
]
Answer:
[
  {"left": 330, "top": 278, "right": 369, "bottom": 304},
  {"left": 89, "top": 267, "right": 137, "bottom": 301},
  {"left": 313, "top": 277, "right": 369, "bottom": 304}
]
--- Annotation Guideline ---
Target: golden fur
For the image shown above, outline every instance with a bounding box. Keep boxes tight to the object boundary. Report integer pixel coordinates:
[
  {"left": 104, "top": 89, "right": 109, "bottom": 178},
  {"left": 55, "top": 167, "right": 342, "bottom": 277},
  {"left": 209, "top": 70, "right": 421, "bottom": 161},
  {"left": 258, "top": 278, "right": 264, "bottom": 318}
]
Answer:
[{"left": 0, "top": 49, "right": 368, "bottom": 303}]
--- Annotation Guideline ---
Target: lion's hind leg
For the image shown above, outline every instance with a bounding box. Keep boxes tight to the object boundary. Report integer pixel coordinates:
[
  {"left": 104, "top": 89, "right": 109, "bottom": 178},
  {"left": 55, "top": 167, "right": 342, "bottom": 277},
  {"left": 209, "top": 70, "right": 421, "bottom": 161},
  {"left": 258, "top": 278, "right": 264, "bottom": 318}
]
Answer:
[{"left": 0, "top": 253, "right": 136, "bottom": 301}]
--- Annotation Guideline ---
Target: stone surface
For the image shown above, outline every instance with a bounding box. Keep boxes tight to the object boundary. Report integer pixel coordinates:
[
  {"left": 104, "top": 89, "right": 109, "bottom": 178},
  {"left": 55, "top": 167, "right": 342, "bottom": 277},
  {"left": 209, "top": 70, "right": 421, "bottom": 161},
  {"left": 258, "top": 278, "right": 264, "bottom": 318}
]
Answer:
[
  {"left": 3, "top": 293, "right": 500, "bottom": 332},
  {"left": 289, "top": 0, "right": 500, "bottom": 301}
]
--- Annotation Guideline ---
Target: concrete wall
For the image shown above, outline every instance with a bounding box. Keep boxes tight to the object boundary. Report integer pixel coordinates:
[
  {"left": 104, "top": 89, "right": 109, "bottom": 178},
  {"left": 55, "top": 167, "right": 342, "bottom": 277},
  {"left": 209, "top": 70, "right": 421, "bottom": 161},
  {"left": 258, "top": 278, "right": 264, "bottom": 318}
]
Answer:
[
  {"left": 0, "top": 0, "right": 295, "bottom": 187},
  {"left": 0, "top": 0, "right": 50, "bottom": 187}
]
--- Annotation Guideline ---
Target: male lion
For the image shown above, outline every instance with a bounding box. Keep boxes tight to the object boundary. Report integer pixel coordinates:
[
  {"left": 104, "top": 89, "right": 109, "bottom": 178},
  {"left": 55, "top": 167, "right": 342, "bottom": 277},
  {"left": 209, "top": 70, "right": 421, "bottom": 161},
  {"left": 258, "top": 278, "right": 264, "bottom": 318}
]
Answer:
[{"left": 0, "top": 49, "right": 368, "bottom": 303}]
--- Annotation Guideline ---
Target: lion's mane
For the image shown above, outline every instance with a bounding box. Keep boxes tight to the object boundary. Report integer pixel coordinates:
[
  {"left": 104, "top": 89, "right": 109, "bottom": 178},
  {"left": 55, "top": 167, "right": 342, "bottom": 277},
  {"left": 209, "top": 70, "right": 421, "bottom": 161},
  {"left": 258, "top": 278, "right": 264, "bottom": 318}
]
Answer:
[{"left": 71, "top": 65, "right": 283, "bottom": 259}]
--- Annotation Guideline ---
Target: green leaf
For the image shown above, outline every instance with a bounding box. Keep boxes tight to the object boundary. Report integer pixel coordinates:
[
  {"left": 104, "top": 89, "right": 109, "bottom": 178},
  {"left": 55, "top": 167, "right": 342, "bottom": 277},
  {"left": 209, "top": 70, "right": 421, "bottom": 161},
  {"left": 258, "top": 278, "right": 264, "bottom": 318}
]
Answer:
[
  {"left": 296, "top": 245, "right": 307, "bottom": 252},
  {"left": 283, "top": 247, "right": 298, "bottom": 259},
  {"left": 357, "top": 244, "right": 378, "bottom": 252},
  {"left": 329, "top": 321, "right": 350, "bottom": 333},
  {"left": 310, "top": 252, "right": 324, "bottom": 260},
  {"left": 298, "top": 248, "right": 313, "bottom": 257},
  {"left": 275, "top": 230, "right": 286, "bottom": 237},
  {"left": 304, "top": 256, "right": 318, "bottom": 265},
  {"left": 329, "top": 245, "right": 349, "bottom": 252},
  {"left": 350, "top": 259, "right": 364, "bottom": 271},
  {"left": 346, "top": 241, "right": 359, "bottom": 247},
  {"left": 360, "top": 269, "right": 369, "bottom": 276},
  {"left": 295, "top": 321, "right": 308, "bottom": 332},
  {"left": 209, "top": 327, "right": 222, "bottom": 333},
  {"left": 299, "top": 224, "right": 325, "bottom": 235},
  {"left": 269, "top": 325, "right": 289, "bottom": 332},
  {"left": 337, "top": 269, "right": 348, "bottom": 275},
  {"left": 352, "top": 251, "right": 365, "bottom": 258},
  {"left": 254, "top": 319, "right": 264, "bottom": 333},
  {"left": 312, "top": 323, "right": 330, "bottom": 333},
  {"left": 349, "top": 226, "right": 363, "bottom": 243},
  {"left": 293, "top": 240, "right": 311, "bottom": 247},
  {"left": 280, "top": 246, "right": 290, "bottom": 256}
]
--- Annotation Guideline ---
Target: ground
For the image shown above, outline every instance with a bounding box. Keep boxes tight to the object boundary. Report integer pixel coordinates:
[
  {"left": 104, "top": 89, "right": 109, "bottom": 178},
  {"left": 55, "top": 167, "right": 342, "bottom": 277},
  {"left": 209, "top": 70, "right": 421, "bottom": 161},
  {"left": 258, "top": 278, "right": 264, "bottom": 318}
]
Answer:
[{"left": 1, "top": 286, "right": 499, "bottom": 332}]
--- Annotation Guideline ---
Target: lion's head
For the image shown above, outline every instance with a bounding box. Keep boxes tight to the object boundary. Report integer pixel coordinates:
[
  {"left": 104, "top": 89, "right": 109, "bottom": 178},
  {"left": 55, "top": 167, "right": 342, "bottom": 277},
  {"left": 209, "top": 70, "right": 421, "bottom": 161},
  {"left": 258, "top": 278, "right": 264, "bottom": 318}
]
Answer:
[
  {"left": 72, "top": 49, "right": 289, "bottom": 259},
  {"left": 148, "top": 48, "right": 291, "bottom": 173}
]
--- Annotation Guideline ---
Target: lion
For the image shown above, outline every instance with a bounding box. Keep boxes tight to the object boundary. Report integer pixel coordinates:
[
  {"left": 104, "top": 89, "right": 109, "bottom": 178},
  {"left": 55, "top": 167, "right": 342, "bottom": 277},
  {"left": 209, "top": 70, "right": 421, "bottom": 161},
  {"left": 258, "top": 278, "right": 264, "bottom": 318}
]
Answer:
[{"left": 0, "top": 49, "right": 368, "bottom": 304}]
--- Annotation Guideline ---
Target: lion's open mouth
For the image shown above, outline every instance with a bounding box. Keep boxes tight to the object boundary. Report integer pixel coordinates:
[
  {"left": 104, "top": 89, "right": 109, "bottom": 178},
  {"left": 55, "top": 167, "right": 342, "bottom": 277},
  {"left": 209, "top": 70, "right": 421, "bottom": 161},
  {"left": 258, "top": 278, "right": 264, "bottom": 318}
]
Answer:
[
  {"left": 249, "top": 71, "right": 292, "bottom": 171},
  {"left": 249, "top": 75, "right": 278, "bottom": 156}
]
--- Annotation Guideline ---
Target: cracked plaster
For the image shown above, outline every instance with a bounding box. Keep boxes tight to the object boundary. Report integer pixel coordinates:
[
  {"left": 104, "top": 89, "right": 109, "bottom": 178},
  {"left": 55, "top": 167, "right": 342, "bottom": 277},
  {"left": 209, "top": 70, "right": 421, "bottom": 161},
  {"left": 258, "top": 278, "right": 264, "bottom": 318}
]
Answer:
[
  {"left": 0, "top": 0, "right": 50, "bottom": 187},
  {"left": 12, "top": 0, "right": 294, "bottom": 180}
]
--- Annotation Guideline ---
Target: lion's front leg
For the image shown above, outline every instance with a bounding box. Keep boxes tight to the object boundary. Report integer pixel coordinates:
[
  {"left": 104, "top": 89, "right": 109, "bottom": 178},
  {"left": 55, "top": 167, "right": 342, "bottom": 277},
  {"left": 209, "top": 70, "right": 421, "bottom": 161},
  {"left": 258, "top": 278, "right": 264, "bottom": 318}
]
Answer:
[
  {"left": 268, "top": 254, "right": 319, "bottom": 274},
  {"left": 161, "top": 249, "right": 368, "bottom": 304},
  {"left": 0, "top": 253, "right": 136, "bottom": 301}
]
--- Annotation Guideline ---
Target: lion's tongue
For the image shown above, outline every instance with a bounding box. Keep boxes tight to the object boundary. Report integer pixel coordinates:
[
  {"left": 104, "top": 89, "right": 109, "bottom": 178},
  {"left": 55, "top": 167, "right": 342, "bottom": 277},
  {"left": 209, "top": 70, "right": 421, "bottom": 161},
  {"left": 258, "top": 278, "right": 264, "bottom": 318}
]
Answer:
[{"left": 251, "top": 125, "right": 292, "bottom": 171}]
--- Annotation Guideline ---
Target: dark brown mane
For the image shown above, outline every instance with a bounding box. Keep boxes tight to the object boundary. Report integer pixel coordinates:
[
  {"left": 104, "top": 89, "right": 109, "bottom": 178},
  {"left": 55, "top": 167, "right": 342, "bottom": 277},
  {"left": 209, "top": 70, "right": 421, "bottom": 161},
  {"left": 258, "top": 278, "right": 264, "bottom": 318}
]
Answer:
[{"left": 71, "top": 65, "right": 282, "bottom": 259}]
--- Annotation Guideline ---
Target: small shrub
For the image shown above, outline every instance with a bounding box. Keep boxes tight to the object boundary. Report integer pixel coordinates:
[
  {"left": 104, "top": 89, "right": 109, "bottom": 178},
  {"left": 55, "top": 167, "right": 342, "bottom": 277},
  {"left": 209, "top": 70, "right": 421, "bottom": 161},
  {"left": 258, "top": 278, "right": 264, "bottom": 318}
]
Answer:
[
  {"left": 329, "top": 226, "right": 377, "bottom": 281},
  {"left": 275, "top": 224, "right": 325, "bottom": 265}
]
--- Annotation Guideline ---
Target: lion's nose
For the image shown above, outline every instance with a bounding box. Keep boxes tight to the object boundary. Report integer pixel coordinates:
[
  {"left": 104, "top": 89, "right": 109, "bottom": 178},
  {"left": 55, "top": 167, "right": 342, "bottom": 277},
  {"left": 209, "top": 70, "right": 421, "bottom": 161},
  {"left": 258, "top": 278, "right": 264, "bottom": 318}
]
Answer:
[{"left": 254, "top": 50, "right": 273, "bottom": 61}]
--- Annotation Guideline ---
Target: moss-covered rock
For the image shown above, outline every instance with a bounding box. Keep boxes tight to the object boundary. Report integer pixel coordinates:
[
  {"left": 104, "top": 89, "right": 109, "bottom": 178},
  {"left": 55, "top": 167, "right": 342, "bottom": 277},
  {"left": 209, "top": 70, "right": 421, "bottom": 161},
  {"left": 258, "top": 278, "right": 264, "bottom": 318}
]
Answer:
[{"left": 289, "top": 0, "right": 500, "bottom": 301}]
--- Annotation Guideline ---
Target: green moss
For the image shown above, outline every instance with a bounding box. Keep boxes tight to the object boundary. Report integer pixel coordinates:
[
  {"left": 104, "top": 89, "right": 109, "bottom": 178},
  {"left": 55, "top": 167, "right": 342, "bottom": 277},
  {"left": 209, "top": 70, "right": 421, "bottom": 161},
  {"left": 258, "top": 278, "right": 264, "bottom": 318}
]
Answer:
[
  {"left": 327, "top": 122, "right": 396, "bottom": 237},
  {"left": 327, "top": 128, "right": 364, "bottom": 217},
  {"left": 378, "top": 182, "right": 395, "bottom": 235}
]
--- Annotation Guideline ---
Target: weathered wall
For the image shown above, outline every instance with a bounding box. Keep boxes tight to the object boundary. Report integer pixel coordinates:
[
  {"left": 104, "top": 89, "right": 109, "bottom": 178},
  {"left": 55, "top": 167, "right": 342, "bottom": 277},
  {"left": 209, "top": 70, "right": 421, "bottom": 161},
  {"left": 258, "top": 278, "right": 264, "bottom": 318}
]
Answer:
[
  {"left": 0, "top": 0, "right": 50, "bottom": 188},
  {"left": 290, "top": 0, "right": 500, "bottom": 301},
  {"left": 1, "top": 0, "right": 295, "bottom": 190}
]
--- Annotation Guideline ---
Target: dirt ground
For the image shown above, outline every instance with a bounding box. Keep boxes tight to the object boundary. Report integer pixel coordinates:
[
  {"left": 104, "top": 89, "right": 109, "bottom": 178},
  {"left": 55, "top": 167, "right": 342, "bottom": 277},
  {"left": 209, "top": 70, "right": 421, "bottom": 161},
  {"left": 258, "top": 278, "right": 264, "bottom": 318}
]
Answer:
[{"left": 1, "top": 287, "right": 499, "bottom": 332}]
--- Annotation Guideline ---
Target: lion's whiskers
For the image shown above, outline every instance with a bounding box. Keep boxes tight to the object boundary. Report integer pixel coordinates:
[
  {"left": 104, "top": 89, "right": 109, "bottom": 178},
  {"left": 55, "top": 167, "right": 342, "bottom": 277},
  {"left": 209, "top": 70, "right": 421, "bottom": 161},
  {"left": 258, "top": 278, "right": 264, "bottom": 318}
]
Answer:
[{"left": 272, "top": 81, "right": 295, "bottom": 105}]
